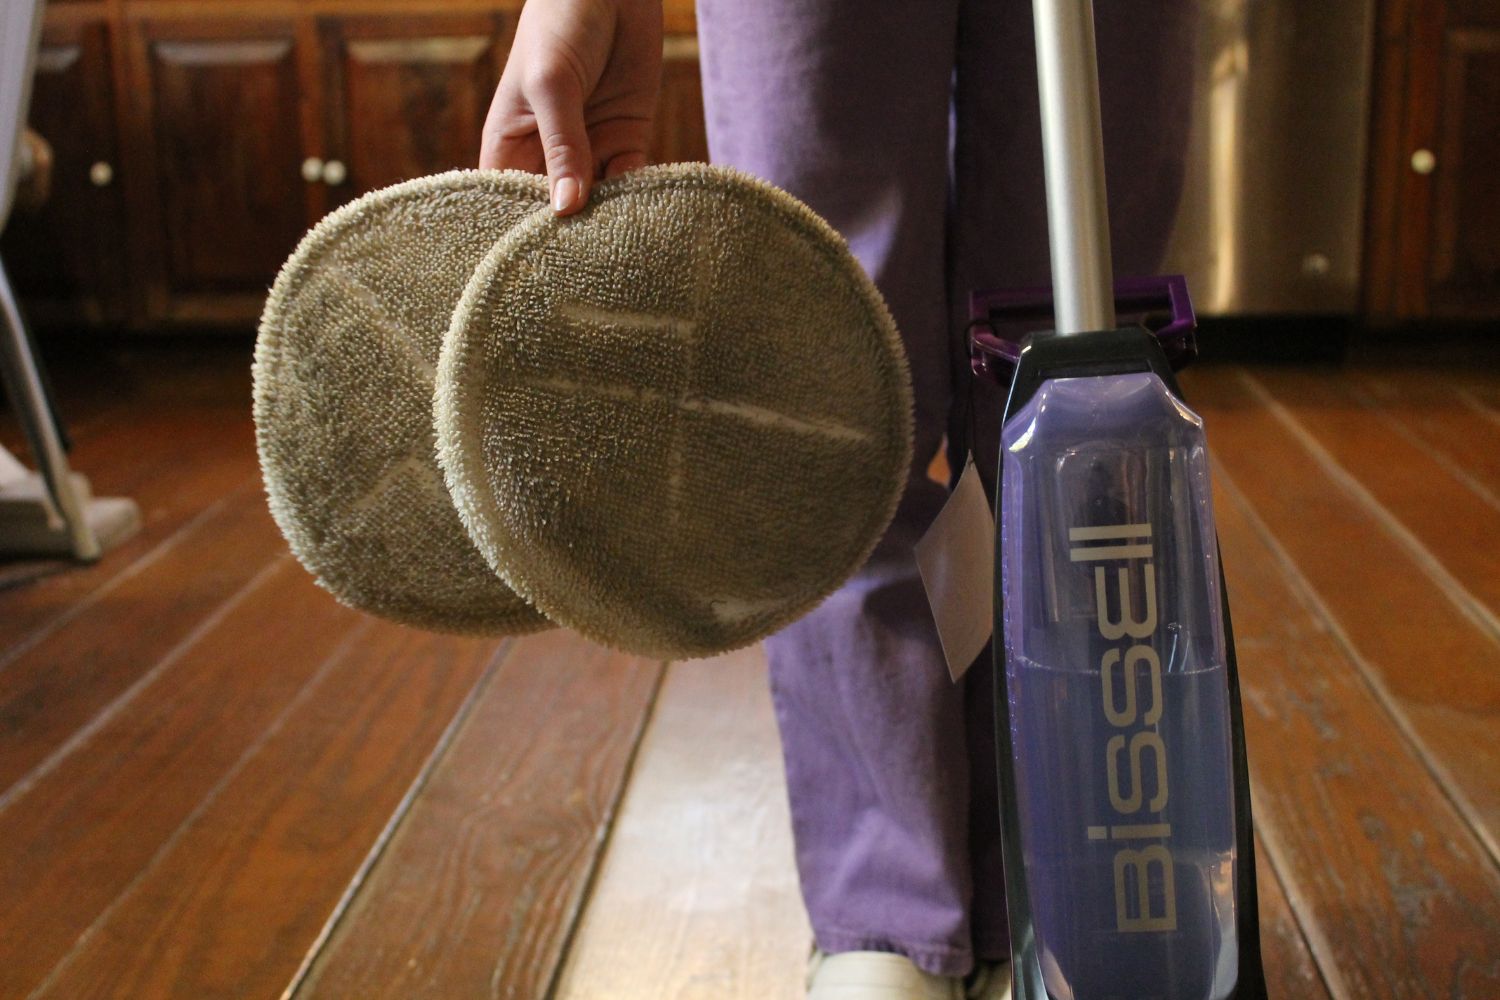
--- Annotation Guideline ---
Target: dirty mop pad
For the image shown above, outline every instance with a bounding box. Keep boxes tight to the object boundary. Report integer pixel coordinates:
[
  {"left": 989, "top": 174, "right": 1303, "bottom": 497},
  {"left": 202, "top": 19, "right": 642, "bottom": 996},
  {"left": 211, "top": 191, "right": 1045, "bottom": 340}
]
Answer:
[
  {"left": 255, "top": 170, "right": 552, "bottom": 634},
  {"left": 437, "top": 164, "right": 914, "bottom": 658}
]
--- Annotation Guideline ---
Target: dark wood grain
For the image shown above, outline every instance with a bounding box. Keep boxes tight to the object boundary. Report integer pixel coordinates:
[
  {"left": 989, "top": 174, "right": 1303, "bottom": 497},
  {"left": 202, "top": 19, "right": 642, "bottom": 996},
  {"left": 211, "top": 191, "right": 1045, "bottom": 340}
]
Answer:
[
  {"left": 1346, "top": 367, "right": 1500, "bottom": 504},
  {"left": 1253, "top": 846, "right": 1332, "bottom": 1000},
  {"left": 1363, "top": 0, "right": 1415, "bottom": 321},
  {"left": 319, "top": 12, "right": 511, "bottom": 199},
  {"left": 0, "top": 560, "right": 364, "bottom": 1000},
  {"left": 0, "top": 481, "right": 284, "bottom": 799},
  {"left": 0, "top": 405, "right": 259, "bottom": 659},
  {"left": 29, "top": 627, "right": 503, "bottom": 1000},
  {"left": 1428, "top": 24, "right": 1500, "bottom": 317},
  {"left": 123, "top": 16, "right": 309, "bottom": 324},
  {"left": 1210, "top": 454, "right": 1500, "bottom": 998},
  {"left": 1248, "top": 367, "right": 1500, "bottom": 621},
  {"left": 1188, "top": 364, "right": 1500, "bottom": 995},
  {"left": 0, "top": 10, "right": 129, "bottom": 326},
  {"left": 1188, "top": 366, "right": 1500, "bottom": 865},
  {"left": 293, "top": 630, "right": 664, "bottom": 1000}
]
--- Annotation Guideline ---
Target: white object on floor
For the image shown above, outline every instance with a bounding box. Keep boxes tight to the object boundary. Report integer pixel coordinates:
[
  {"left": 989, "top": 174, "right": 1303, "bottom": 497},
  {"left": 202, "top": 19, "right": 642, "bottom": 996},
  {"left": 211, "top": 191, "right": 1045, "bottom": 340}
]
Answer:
[
  {"left": 806, "top": 950, "right": 966, "bottom": 1000},
  {"left": 965, "top": 960, "right": 1014, "bottom": 1000},
  {"left": 2, "top": 0, "right": 138, "bottom": 564},
  {"left": 0, "top": 448, "right": 139, "bottom": 558}
]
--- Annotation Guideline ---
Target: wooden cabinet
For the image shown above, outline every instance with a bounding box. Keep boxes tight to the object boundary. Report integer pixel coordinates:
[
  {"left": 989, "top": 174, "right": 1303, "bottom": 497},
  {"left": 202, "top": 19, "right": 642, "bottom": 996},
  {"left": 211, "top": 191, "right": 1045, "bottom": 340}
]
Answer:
[
  {"left": 318, "top": 14, "right": 511, "bottom": 205},
  {"left": 1, "top": 12, "right": 128, "bottom": 325},
  {"left": 8, "top": 0, "right": 707, "bottom": 331},
  {"left": 1365, "top": 0, "right": 1500, "bottom": 321},
  {"left": 124, "top": 18, "right": 309, "bottom": 323}
]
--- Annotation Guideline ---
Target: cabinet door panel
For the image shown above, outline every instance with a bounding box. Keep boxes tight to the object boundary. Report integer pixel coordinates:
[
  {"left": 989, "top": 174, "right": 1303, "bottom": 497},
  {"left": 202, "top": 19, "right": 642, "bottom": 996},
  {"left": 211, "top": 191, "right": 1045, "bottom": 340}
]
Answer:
[
  {"left": 1, "top": 18, "right": 127, "bottom": 325},
  {"left": 1429, "top": 27, "right": 1500, "bottom": 317},
  {"left": 321, "top": 15, "right": 510, "bottom": 200},
  {"left": 127, "top": 19, "right": 307, "bottom": 322}
]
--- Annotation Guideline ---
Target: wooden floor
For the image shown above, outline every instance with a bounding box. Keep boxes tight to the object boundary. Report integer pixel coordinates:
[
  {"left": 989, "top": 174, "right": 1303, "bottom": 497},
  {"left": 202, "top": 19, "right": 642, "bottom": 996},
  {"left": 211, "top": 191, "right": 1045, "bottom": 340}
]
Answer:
[{"left": 1, "top": 342, "right": 1498, "bottom": 999}]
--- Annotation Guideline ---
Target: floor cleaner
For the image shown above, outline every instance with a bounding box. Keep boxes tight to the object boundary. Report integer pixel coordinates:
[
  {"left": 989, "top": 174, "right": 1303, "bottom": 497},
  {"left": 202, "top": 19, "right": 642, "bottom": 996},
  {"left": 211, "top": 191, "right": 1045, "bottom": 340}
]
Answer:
[{"left": 971, "top": 2, "right": 1271, "bottom": 997}]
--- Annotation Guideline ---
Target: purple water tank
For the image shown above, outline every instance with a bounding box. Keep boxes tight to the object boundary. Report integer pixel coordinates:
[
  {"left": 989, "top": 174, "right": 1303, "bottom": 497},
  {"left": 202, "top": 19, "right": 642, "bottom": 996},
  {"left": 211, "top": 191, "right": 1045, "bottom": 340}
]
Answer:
[{"left": 1000, "top": 370, "right": 1239, "bottom": 1000}]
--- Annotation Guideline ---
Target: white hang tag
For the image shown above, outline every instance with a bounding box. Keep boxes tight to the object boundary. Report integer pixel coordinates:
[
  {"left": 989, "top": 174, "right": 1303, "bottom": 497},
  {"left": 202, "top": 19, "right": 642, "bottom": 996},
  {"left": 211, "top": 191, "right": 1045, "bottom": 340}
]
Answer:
[{"left": 915, "top": 456, "right": 995, "bottom": 683}]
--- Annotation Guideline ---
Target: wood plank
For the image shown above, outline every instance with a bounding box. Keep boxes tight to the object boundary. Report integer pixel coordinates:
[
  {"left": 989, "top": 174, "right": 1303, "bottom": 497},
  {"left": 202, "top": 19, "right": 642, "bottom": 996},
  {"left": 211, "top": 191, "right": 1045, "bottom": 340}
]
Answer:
[
  {"left": 0, "top": 404, "right": 259, "bottom": 649},
  {"left": 1253, "top": 843, "right": 1332, "bottom": 1000},
  {"left": 0, "top": 481, "right": 283, "bottom": 799},
  {"left": 0, "top": 559, "right": 365, "bottom": 1000},
  {"left": 1246, "top": 367, "right": 1500, "bottom": 627},
  {"left": 1186, "top": 366, "right": 1500, "bottom": 866},
  {"left": 1204, "top": 424, "right": 1500, "bottom": 997},
  {"left": 29, "top": 627, "right": 503, "bottom": 1000},
  {"left": 1346, "top": 367, "right": 1500, "bottom": 508},
  {"left": 553, "top": 646, "right": 810, "bottom": 1000},
  {"left": 292, "top": 630, "right": 664, "bottom": 1000},
  {"left": 551, "top": 649, "right": 1327, "bottom": 1000}
]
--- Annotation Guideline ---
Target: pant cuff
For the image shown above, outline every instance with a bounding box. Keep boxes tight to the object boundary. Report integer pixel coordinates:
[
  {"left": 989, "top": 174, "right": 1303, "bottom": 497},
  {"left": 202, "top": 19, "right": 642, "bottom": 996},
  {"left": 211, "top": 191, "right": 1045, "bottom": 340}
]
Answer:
[{"left": 815, "top": 928, "right": 975, "bottom": 978}]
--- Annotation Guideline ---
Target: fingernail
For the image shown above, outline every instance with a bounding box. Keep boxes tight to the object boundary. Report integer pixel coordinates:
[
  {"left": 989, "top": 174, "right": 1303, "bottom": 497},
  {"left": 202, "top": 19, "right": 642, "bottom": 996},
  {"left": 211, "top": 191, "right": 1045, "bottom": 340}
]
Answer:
[{"left": 553, "top": 176, "right": 580, "bottom": 213}]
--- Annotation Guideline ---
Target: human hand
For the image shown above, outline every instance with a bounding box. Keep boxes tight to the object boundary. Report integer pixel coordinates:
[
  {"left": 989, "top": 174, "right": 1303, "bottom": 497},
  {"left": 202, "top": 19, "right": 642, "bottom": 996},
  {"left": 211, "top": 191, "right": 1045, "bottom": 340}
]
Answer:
[{"left": 481, "top": 0, "right": 663, "bottom": 215}]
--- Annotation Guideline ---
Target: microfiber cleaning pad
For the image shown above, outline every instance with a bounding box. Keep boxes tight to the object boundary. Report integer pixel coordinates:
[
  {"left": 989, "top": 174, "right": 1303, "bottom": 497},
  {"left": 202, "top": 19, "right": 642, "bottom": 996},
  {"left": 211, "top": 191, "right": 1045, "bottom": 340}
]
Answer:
[
  {"left": 255, "top": 170, "right": 552, "bottom": 634},
  {"left": 436, "top": 163, "right": 914, "bottom": 658}
]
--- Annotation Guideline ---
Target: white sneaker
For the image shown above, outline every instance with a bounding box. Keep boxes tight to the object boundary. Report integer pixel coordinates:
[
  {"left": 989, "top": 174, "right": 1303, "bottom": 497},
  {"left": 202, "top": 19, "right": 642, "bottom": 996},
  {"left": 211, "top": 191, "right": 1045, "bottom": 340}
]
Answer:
[
  {"left": 963, "top": 960, "right": 1013, "bottom": 1000},
  {"left": 806, "top": 949, "right": 966, "bottom": 1000}
]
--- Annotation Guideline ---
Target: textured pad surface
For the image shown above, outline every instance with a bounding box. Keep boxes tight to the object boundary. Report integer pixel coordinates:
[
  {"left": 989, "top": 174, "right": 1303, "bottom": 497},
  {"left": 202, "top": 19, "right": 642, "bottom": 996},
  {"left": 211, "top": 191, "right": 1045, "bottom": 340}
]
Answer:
[
  {"left": 437, "top": 164, "right": 914, "bottom": 658},
  {"left": 255, "top": 170, "right": 551, "bottom": 634}
]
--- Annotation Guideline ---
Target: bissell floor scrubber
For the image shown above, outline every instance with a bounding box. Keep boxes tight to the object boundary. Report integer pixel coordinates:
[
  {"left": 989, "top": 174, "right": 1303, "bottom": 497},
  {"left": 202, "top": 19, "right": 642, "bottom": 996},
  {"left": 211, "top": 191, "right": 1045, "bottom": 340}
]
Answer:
[{"left": 969, "top": 2, "right": 1270, "bottom": 997}]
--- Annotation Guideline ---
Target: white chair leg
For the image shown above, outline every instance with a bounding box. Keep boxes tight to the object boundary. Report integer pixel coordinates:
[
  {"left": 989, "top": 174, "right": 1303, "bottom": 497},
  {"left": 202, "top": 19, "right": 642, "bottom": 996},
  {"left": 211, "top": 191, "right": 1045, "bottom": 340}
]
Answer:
[{"left": 0, "top": 255, "right": 100, "bottom": 560}]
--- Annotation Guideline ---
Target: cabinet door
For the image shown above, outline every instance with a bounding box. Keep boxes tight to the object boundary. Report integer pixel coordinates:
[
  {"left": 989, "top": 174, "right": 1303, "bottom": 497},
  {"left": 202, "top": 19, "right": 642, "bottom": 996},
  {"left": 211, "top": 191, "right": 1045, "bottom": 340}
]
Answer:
[
  {"left": 651, "top": 35, "right": 708, "bottom": 165},
  {"left": 124, "top": 17, "right": 310, "bottom": 324},
  {"left": 1364, "top": 0, "right": 1500, "bottom": 321},
  {"left": 1, "top": 15, "right": 128, "bottom": 325},
  {"left": 319, "top": 14, "right": 511, "bottom": 204},
  {"left": 1428, "top": 17, "right": 1500, "bottom": 318}
]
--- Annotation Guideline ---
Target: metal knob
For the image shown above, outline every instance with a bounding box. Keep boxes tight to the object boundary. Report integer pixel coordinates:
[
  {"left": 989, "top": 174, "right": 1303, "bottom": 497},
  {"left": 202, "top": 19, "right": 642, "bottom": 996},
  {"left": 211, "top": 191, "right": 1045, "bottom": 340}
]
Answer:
[
  {"left": 321, "top": 159, "right": 347, "bottom": 186},
  {"left": 301, "top": 156, "right": 325, "bottom": 183},
  {"left": 1411, "top": 149, "right": 1436, "bottom": 175},
  {"left": 88, "top": 161, "right": 113, "bottom": 187},
  {"left": 1301, "top": 253, "right": 1331, "bottom": 278}
]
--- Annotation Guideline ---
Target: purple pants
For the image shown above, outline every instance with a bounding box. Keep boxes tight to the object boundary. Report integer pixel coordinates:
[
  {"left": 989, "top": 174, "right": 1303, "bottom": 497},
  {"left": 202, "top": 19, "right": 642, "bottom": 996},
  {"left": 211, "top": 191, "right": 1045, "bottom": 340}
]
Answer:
[{"left": 695, "top": 0, "right": 1194, "bottom": 977}]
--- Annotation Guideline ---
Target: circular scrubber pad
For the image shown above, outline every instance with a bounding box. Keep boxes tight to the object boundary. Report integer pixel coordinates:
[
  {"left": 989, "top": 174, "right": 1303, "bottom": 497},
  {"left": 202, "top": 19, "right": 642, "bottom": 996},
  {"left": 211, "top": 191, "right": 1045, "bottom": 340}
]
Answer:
[
  {"left": 436, "top": 163, "right": 914, "bottom": 658},
  {"left": 255, "top": 169, "right": 552, "bottom": 634}
]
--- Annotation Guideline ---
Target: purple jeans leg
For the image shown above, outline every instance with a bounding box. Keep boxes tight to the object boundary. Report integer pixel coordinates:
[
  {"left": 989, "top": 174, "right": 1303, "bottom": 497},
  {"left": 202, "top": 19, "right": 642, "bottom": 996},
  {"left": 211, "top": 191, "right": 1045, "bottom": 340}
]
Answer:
[
  {"left": 696, "top": 0, "right": 975, "bottom": 977},
  {"left": 696, "top": 0, "right": 1194, "bottom": 980}
]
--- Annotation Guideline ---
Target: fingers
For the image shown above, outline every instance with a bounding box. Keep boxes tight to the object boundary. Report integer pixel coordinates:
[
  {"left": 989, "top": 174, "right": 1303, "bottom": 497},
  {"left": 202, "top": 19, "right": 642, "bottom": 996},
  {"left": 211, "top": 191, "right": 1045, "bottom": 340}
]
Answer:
[
  {"left": 525, "top": 63, "right": 595, "bottom": 215},
  {"left": 480, "top": 130, "right": 544, "bottom": 174},
  {"left": 480, "top": 77, "right": 540, "bottom": 172},
  {"left": 590, "top": 115, "right": 653, "bottom": 180},
  {"left": 603, "top": 150, "right": 648, "bottom": 179}
]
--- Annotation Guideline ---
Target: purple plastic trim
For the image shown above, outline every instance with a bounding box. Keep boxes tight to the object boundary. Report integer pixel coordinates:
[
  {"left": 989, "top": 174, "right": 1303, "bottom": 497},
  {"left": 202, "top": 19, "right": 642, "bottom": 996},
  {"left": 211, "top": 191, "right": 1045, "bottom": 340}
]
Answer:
[{"left": 968, "top": 275, "right": 1198, "bottom": 386}]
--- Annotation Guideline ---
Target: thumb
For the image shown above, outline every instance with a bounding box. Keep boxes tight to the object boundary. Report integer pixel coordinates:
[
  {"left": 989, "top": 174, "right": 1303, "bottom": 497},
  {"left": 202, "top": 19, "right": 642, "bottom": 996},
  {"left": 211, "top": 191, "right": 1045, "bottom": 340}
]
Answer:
[{"left": 529, "top": 72, "right": 594, "bottom": 215}]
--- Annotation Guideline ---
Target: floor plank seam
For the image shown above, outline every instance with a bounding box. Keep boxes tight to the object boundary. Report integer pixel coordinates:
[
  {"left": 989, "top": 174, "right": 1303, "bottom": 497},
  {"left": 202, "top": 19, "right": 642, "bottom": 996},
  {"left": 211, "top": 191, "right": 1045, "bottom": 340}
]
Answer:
[
  {"left": 1248, "top": 796, "right": 1352, "bottom": 1000},
  {"left": 280, "top": 638, "right": 515, "bottom": 1000},
  {"left": 1455, "top": 388, "right": 1500, "bottom": 430},
  {"left": 541, "top": 658, "right": 672, "bottom": 1000},
  {"left": 1345, "top": 381, "right": 1500, "bottom": 515},
  {"left": 22, "top": 618, "right": 375, "bottom": 1000},
  {"left": 1237, "top": 371, "right": 1500, "bottom": 647},
  {"left": 1215, "top": 463, "right": 1500, "bottom": 869},
  {"left": 0, "top": 474, "right": 261, "bottom": 673},
  {"left": 0, "top": 554, "right": 289, "bottom": 815}
]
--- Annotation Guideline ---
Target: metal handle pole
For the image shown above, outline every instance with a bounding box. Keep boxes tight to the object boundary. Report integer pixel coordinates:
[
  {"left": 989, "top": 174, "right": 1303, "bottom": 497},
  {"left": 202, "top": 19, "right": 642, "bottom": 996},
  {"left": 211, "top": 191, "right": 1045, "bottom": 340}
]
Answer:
[{"left": 1032, "top": 0, "right": 1115, "bottom": 334}]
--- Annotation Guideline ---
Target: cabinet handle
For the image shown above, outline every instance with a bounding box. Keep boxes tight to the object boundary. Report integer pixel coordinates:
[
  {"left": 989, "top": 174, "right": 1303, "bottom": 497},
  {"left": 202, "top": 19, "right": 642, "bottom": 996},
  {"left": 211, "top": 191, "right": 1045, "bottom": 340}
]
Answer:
[
  {"left": 301, "top": 157, "right": 325, "bottom": 183},
  {"left": 321, "top": 159, "right": 347, "bottom": 186},
  {"left": 1410, "top": 149, "right": 1436, "bottom": 175},
  {"left": 89, "top": 161, "right": 113, "bottom": 187}
]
